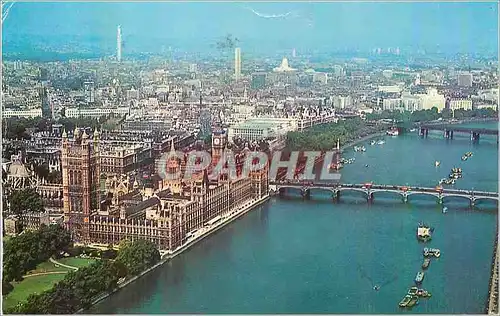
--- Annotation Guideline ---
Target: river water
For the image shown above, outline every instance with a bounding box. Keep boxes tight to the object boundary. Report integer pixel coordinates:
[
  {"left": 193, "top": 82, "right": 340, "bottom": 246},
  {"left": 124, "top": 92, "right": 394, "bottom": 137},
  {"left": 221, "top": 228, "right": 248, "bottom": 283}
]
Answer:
[{"left": 90, "top": 122, "right": 498, "bottom": 314}]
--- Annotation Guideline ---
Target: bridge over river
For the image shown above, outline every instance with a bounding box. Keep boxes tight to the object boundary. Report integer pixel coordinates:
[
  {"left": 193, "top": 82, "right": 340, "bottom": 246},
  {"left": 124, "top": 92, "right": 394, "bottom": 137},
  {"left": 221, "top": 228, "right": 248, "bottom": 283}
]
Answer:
[
  {"left": 269, "top": 181, "right": 499, "bottom": 206},
  {"left": 418, "top": 123, "right": 498, "bottom": 141}
]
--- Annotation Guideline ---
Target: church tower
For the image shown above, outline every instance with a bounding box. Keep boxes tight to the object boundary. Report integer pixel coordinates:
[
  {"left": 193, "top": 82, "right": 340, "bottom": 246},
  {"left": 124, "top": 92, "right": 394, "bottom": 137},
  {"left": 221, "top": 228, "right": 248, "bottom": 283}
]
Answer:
[{"left": 62, "top": 127, "right": 100, "bottom": 243}]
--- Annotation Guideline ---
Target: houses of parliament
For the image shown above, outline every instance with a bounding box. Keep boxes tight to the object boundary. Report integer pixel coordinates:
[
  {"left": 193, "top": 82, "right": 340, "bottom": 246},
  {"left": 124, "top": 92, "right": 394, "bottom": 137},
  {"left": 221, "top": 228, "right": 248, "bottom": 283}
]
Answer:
[{"left": 61, "top": 128, "right": 269, "bottom": 251}]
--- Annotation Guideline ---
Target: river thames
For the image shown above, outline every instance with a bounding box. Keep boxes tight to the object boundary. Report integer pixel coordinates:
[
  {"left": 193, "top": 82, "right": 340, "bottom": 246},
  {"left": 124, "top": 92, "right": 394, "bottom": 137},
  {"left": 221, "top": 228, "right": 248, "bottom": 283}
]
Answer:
[{"left": 90, "top": 122, "right": 498, "bottom": 314}]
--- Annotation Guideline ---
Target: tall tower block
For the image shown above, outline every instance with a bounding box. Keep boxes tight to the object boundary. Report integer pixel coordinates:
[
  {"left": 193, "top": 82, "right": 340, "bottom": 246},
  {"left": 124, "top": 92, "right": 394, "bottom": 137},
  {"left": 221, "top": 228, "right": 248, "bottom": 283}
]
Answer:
[
  {"left": 234, "top": 47, "right": 241, "bottom": 81},
  {"left": 117, "top": 25, "right": 122, "bottom": 62}
]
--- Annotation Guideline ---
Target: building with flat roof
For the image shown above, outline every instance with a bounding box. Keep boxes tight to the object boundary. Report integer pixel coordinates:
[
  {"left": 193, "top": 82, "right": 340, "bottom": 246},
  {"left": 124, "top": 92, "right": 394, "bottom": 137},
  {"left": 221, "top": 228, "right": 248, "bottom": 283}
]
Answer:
[
  {"left": 65, "top": 107, "right": 130, "bottom": 118},
  {"left": 228, "top": 120, "right": 283, "bottom": 142},
  {"left": 449, "top": 99, "right": 473, "bottom": 111},
  {"left": 457, "top": 72, "right": 473, "bottom": 87},
  {"left": 3, "top": 108, "right": 42, "bottom": 118}
]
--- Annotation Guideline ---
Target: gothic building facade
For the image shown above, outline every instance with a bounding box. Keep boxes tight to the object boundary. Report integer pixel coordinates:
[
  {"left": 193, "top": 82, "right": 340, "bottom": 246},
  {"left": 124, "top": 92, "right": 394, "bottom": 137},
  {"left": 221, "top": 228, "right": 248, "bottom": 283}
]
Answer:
[
  {"left": 61, "top": 129, "right": 269, "bottom": 251},
  {"left": 61, "top": 127, "right": 101, "bottom": 242}
]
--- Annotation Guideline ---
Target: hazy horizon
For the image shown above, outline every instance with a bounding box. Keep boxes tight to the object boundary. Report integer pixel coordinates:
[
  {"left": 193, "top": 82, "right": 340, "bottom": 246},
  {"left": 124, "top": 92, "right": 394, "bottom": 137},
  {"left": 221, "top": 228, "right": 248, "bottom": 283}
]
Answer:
[{"left": 2, "top": 2, "right": 498, "bottom": 58}]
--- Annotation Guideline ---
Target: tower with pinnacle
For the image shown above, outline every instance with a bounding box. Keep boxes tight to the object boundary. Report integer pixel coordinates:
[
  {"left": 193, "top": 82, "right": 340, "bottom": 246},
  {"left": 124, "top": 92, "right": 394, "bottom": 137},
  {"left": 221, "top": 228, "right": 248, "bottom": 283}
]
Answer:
[{"left": 61, "top": 127, "right": 101, "bottom": 243}]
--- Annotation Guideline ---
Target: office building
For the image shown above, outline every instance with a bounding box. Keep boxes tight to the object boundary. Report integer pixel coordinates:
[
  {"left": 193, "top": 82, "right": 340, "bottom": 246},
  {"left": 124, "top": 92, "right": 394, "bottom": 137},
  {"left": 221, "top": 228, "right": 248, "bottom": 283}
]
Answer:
[
  {"left": 117, "top": 25, "right": 122, "bottom": 62},
  {"left": 83, "top": 81, "right": 95, "bottom": 104},
  {"left": 313, "top": 72, "right": 328, "bottom": 85},
  {"left": 234, "top": 47, "right": 241, "bottom": 81},
  {"left": 449, "top": 99, "right": 473, "bottom": 111},
  {"left": 457, "top": 72, "right": 473, "bottom": 87},
  {"left": 251, "top": 72, "right": 267, "bottom": 90},
  {"left": 420, "top": 88, "right": 445, "bottom": 112}
]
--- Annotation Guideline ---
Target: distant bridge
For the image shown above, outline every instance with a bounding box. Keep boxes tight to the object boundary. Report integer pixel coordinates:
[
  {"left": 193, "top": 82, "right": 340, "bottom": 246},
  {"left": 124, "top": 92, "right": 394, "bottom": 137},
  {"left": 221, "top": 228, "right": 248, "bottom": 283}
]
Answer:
[
  {"left": 418, "top": 124, "right": 498, "bottom": 141},
  {"left": 269, "top": 181, "right": 499, "bottom": 206}
]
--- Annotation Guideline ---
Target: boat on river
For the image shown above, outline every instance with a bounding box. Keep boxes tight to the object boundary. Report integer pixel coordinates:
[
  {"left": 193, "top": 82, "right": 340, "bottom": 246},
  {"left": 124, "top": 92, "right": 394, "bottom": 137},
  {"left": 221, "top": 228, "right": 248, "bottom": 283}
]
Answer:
[
  {"left": 329, "top": 162, "right": 343, "bottom": 171},
  {"left": 435, "top": 161, "right": 441, "bottom": 167},
  {"left": 417, "top": 225, "right": 432, "bottom": 242},
  {"left": 377, "top": 140, "right": 385, "bottom": 145},
  {"left": 417, "top": 288, "right": 432, "bottom": 298},
  {"left": 440, "top": 178, "right": 455, "bottom": 185},
  {"left": 340, "top": 157, "right": 355, "bottom": 164},
  {"left": 422, "top": 258, "right": 431, "bottom": 269},
  {"left": 399, "top": 295, "right": 413, "bottom": 307},
  {"left": 423, "top": 248, "right": 441, "bottom": 258},
  {"left": 387, "top": 128, "right": 400, "bottom": 136},
  {"left": 408, "top": 287, "right": 418, "bottom": 295},
  {"left": 399, "top": 294, "right": 418, "bottom": 308},
  {"left": 354, "top": 146, "right": 366, "bottom": 152},
  {"left": 414, "top": 272, "right": 425, "bottom": 284}
]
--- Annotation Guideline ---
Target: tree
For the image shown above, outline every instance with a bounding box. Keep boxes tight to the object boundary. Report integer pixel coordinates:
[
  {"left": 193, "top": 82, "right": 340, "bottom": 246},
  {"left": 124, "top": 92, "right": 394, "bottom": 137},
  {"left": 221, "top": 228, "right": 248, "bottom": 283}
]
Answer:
[
  {"left": 2, "top": 279, "right": 14, "bottom": 296},
  {"left": 8, "top": 188, "right": 44, "bottom": 216},
  {"left": 10, "top": 259, "right": 125, "bottom": 314},
  {"left": 33, "top": 163, "right": 50, "bottom": 180},
  {"left": 441, "top": 108, "right": 452, "bottom": 119},
  {"left": 116, "top": 239, "right": 161, "bottom": 276},
  {"left": 285, "top": 118, "right": 377, "bottom": 151},
  {"left": 3, "top": 225, "right": 71, "bottom": 282}
]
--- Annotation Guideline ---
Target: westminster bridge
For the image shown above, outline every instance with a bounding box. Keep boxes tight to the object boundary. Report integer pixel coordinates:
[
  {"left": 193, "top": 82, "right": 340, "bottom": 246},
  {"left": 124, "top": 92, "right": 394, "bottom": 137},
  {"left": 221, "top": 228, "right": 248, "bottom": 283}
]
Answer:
[{"left": 269, "top": 181, "right": 499, "bottom": 207}]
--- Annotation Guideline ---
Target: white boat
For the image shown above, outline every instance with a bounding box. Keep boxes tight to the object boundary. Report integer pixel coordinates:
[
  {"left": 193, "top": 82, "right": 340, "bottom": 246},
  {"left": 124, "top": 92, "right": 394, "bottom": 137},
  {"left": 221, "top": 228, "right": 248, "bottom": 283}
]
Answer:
[
  {"left": 410, "top": 128, "right": 417, "bottom": 132},
  {"left": 386, "top": 129, "right": 400, "bottom": 136},
  {"left": 435, "top": 161, "right": 440, "bottom": 167},
  {"left": 377, "top": 140, "right": 385, "bottom": 145}
]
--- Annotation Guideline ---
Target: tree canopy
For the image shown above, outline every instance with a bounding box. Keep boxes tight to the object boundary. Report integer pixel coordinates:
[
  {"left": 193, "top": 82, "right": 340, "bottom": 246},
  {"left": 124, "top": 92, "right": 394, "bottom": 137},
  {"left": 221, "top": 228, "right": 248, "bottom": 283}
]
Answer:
[
  {"left": 7, "top": 260, "right": 126, "bottom": 314},
  {"left": 116, "top": 239, "right": 161, "bottom": 276},
  {"left": 286, "top": 118, "right": 384, "bottom": 151},
  {"left": 365, "top": 108, "right": 497, "bottom": 122},
  {"left": 5, "top": 238, "right": 160, "bottom": 314},
  {"left": 3, "top": 224, "right": 71, "bottom": 283},
  {"left": 8, "top": 188, "right": 44, "bottom": 216}
]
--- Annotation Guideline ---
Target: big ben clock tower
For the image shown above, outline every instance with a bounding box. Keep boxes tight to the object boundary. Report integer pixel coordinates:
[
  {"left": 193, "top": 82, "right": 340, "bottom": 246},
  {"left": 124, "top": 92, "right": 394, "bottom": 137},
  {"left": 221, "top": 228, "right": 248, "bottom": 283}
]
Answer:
[{"left": 211, "top": 129, "right": 227, "bottom": 167}]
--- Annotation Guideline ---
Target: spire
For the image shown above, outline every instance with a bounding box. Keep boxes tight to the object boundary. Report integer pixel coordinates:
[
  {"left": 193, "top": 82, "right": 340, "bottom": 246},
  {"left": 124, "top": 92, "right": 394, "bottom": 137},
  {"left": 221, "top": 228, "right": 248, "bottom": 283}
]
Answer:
[
  {"left": 93, "top": 128, "right": 100, "bottom": 139},
  {"left": 62, "top": 128, "right": 67, "bottom": 138},
  {"left": 82, "top": 129, "right": 89, "bottom": 139},
  {"left": 336, "top": 138, "right": 340, "bottom": 151},
  {"left": 74, "top": 126, "right": 80, "bottom": 139},
  {"left": 170, "top": 140, "right": 175, "bottom": 153}
]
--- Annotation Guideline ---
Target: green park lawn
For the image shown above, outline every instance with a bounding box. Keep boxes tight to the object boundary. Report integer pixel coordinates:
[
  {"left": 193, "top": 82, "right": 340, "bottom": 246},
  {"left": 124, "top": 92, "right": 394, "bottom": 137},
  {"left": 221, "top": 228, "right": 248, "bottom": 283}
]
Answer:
[
  {"left": 3, "top": 273, "right": 67, "bottom": 310},
  {"left": 25, "top": 260, "right": 73, "bottom": 275},
  {"left": 57, "top": 257, "right": 96, "bottom": 268},
  {"left": 3, "top": 257, "right": 96, "bottom": 311}
]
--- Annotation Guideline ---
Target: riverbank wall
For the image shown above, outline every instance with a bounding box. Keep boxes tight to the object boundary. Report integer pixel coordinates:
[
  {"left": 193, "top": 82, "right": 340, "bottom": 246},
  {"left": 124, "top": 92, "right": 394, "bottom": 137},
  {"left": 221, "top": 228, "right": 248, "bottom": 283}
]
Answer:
[
  {"left": 80, "top": 194, "right": 270, "bottom": 313},
  {"left": 486, "top": 230, "right": 499, "bottom": 314}
]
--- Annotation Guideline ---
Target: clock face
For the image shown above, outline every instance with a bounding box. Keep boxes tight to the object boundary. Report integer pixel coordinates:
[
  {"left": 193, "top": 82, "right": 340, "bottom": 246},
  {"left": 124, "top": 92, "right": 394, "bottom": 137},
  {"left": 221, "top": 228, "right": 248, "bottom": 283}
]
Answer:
[{"left": 214, "top": 138, "right": 220, "bottom": 145}]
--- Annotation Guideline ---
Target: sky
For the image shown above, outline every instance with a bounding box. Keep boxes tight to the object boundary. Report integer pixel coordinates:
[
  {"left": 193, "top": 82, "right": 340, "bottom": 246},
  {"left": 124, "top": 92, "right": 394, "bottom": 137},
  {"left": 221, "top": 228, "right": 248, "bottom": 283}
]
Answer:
[{"left": 2, "top": 2, "right": 498, "bottom": 56}]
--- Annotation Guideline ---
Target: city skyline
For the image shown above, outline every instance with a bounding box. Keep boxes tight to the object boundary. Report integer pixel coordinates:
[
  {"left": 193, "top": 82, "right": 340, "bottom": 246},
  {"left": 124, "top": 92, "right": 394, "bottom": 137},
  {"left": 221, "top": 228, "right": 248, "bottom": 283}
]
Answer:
[
  {"left": 1, "top": 1, "right": 498, "bottom": 314},
  {"left": 2, "top": 2, "right": 498, "bottom": 58}
]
